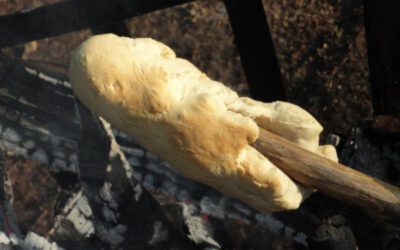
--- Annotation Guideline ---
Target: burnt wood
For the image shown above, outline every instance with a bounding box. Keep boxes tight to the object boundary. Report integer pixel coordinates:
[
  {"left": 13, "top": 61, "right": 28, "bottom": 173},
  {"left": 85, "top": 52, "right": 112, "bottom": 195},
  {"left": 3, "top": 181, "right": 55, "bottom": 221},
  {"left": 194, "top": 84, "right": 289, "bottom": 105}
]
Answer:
[
  {"left": 224, "top": 0, "right": 286, "bottom": 102},
  {"left": 363, "top": 0, "right": 400, "bottom": 117},
  {"left": 0, "top": 0, "right": 194, "bottom": 48},
  {"left": 307, "top": 215, "right": 358, "bottom": 250},
  {"left": 253, "top": 128, "right": 400, "bottom": 224}
]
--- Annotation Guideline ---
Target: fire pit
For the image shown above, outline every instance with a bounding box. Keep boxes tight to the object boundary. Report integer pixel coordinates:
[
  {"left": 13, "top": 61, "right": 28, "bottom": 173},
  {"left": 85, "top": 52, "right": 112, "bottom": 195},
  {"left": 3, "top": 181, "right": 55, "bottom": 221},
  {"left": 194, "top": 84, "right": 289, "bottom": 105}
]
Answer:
[{"left": 0, "top": 1, "right": 398, "bottom": 249}]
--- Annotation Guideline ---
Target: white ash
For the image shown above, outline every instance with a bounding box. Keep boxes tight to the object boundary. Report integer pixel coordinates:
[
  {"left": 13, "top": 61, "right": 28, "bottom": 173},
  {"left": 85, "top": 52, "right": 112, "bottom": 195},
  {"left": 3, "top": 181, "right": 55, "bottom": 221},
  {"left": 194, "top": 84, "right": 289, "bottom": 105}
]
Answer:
[
  {"left": 106, "top": 164, "right": 113, "bottom": 173},
  {"left": 23, "top": 232, "right": 65, "bottom": 250},
  {"left": 22, "top": 129, "right": 34, "bottom": 137},
  {"left": 99, "top": 182, "right": 113, "bottom": 202},
  {"left": 66, "top": 198, "right": 95, "bottom": 237},
  {"left": 9, "top": 234, "right": 19, "bottom": 246},
  {"left": 253, "top": 213, "right": 306, "bottom": 245},
  {"left": 51, "top": 159, "right": 67, "bottom": 172},
  {"left": 39, "top": 134, "right": 50, "bottom": 142},
  {"left": 96, "top": 223, "right": 127, "bottom": 247},
  {"left": 142, "top": 175, "right": 156, "bottom": 191},
  {"left": 51, "top": 149, "right": 66, "bottom": 159},
  {"left": 20, "top": 118, "right": 51, "bottom": 136},
  {"left": 120, "top": 146, "right": 145, "bottom": 158},
  {"left": 1, "top": 140, "right": 17, "bottom": 151},
  {"left": 101, "top": 205, "right": 118, "bottom": 223},
  {"left": 111, "top": 128, "right": 119, "bottom": 136},
  {"left": 160, "top": 180, "right": 178, "bottom": 197},
  {"left": 231, "top": 202, "right": 252, "bottom": 217},
  {"left": 54, "top": 190, "right": 100, "bottom": 243},
  {"left": 186, "top": 216, "right": 220, "bottom": 248},
  {"left": 163, "top": 167, "right": 179, "bottom": 183},
  {"left": 293, "top": 232, "right": 308, "bottom": 243},
  {"left": 127, "top": 157, "right": 141, "bottom": 167},
  {"left": 144, "top": 162, "right": 165, "bottom": 175},
  {"left": 25, "top": 67, "right": 71, "bottom": 88},
  {"left": 59, "top": 190, "right": 82, "bottom": 214},
  {"left": 133, "top": 172, "right": 143, "bottom": 183},
  {"left": 180, "top": 203, "right": 220, "bottom": 248},
  {"left": 145, "top": 152, "right": 159, "bottom": 162},
  {"left": 22, "top": 140, "right": 35, "bottom": 150},
  {"left": 17, "top": 96, "right": 39, "bottom": 109},
  {"left": 0, "top": 233, "right": 20, "bottom": 248},
  {"left": 229, "top": 212, "right": 251, "bottom": 225},
  {"left": 31, "top": 148, "right": 49, "bottom": 165},
  {"left": 69, "top": 153, "right": 78, "bottom": 163},
  {"left": 50, "top": 136, "right": 62, "bottom": 147},
  {"left": 101, "top": 118, "right": 134, "bottom": 179},
  {"left": 147, "top": 221, "right": 168, "bottom": 246},
  {"left": 116, "top": 130, "right": 129, "bottom": 139},
  {"left": 159, "top": 161, "right": 178, "bottom": 172},
  {"left": 76, "top": 195, "right": 93, "bottom": 217},
  {"left": 254, "top": 213, "right": 284, "bottom": 233},
  {"left": 133, "top": 183, "right": 143, "bottom": 201},
  {"left": 2, "top": 144, "right": 27, "bottom": 158},
  {"left": 176, "top": 189, "right": 191, "bottom": 202},
  {"left": 63, "top": 139, "right": 76, "bottom": 150},
  {"left": 326, "top": 134, "right": 341, "bottom": 147},
  {"left": 200, "top": 197, "right": 225, "bottom": 219},
  {"left": 98, "top": 182, "right": 118, "bottom": 210},
  {"left": 67, "top": 163, "right": 78, "bottom": 172},
  {"left": 2, "top": 127, "right": 21, "bottom": 143},
  {"left": 0, "top": 232, "right": 10, "bottom": 245},
  {"left": 5, "top": 111, "right": 18, "bottom": 122}
]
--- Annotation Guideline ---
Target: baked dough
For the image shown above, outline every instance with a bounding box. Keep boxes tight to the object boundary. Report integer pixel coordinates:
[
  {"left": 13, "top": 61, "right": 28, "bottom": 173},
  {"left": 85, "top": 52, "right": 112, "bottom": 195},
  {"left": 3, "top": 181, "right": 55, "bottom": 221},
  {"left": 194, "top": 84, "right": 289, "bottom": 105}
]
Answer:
[{"left": 69, "top": 34, "right": 337, "bottom": 211}]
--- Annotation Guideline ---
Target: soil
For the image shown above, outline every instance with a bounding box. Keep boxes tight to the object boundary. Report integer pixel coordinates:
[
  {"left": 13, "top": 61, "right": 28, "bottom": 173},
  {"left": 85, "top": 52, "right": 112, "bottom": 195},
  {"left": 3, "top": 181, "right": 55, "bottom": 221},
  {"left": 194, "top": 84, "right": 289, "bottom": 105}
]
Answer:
[{"left": 5, "top": 157, "right": 60, "bottom": 236}]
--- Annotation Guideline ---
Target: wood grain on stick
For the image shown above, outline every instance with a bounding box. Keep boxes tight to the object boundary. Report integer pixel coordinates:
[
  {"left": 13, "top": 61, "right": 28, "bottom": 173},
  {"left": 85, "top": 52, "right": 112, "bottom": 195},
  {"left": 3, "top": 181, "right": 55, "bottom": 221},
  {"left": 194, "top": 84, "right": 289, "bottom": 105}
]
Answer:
[{"left": 253, "top": 128, "right": 400, "bottom": 223}]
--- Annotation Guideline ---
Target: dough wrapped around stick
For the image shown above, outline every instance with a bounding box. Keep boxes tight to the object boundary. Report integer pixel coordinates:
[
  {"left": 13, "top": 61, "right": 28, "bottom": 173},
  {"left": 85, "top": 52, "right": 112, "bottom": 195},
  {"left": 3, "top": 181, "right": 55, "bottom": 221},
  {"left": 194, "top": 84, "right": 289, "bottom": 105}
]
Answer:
[{"left": 69, "top": 34, "right": 337, "bottom": 212}]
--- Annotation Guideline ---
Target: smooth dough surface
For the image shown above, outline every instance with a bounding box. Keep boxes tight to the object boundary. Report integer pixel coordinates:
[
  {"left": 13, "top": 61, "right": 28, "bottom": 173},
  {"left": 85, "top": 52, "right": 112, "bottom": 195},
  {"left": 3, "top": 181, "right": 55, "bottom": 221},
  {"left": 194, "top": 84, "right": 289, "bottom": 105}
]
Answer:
[{"left": 69, "top": 34, "right": 337, "bottom": 211}]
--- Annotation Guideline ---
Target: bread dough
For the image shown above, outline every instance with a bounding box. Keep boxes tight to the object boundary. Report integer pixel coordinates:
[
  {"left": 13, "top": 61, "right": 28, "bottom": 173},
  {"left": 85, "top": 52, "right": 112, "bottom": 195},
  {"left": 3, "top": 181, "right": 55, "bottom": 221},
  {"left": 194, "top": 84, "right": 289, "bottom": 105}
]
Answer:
[{"left": 69, "top": 34, "right": 337, "bottom": 211}]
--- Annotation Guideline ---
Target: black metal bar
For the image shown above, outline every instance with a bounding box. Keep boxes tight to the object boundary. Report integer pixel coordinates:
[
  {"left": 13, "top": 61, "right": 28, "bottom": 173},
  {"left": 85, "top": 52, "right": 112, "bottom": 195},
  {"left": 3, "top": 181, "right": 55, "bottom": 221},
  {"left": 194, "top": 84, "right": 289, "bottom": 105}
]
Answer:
[
  {"left": 0, "top": 0, "right": 194, "bottom": 48},
  {"left": 91, "top": 21, "right": 131, "bottom": 37},
  {"left": 363, "top": 0, "right": 400, "bottom": 116},
  {"left": 223, "top": 0, "right": 286, "bottom": 102}
]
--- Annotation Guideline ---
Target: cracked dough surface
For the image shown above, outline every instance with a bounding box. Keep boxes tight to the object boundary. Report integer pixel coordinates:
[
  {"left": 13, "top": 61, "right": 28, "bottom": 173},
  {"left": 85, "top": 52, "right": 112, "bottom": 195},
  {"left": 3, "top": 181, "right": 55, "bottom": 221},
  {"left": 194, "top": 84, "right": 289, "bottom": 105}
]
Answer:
[{"left": 69, "top": 34, "right": 337, "bottom": 211}]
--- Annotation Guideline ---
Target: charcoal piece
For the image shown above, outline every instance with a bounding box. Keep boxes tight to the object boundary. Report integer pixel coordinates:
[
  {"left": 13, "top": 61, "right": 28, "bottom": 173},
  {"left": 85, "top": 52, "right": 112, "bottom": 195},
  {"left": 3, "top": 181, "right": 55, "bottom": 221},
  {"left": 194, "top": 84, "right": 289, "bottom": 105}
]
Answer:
[
  {"left": 341, "top": 126, "right": 400, "bottom": 186},
  {"left": 163, "top": 202, "right": 220, "bottom": 249},
  {"left": 307, "top": 215, "right": 357, "bottom": 250}
]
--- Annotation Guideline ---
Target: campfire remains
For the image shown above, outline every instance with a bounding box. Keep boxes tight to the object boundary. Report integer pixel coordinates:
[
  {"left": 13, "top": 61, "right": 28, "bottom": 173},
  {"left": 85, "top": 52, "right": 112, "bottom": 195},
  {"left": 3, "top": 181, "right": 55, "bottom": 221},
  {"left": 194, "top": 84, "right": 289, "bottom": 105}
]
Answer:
[{"left": 0, "top": 0, "right": 399, "bottom": 249}]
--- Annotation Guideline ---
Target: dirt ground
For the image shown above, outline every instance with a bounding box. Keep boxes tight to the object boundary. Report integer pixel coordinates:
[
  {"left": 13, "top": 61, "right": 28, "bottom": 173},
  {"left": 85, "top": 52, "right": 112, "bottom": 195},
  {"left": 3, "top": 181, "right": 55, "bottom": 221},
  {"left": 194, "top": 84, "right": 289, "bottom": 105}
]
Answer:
[{"left": 1, "top": 0, "right": 372, "bottom": 135}]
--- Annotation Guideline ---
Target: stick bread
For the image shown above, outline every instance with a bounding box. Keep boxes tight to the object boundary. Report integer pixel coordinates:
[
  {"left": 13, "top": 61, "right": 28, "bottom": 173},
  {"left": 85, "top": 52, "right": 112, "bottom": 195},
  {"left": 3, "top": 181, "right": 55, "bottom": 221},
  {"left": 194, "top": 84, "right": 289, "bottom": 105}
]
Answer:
[{"left": 69, "top": 34, "right": 337, "bottom": 211}]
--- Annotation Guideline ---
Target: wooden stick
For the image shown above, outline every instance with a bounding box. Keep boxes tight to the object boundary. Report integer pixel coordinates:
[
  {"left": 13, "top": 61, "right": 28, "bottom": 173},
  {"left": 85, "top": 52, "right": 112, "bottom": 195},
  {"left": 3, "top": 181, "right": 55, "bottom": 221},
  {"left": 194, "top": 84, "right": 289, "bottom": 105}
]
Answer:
[{"left": 253, "top": 128, "right": 400, "bottom": 223}]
